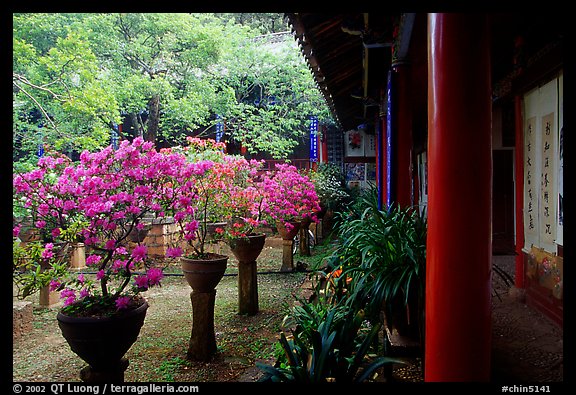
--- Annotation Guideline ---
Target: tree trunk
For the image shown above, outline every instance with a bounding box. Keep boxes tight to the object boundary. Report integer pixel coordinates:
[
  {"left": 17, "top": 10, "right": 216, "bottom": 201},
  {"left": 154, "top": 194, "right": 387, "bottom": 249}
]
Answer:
[
  {"left": 145, "top": 94, "right": 160, "bottom": 143},
  {"left": 130, "top": 113, "right": 143, "bottom": 138}
]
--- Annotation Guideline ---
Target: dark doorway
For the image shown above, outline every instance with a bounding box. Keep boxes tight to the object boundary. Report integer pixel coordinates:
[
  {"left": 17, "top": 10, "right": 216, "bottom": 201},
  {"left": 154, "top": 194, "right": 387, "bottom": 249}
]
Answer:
[{"left": 492, "top": 149, "right": 515, "bottom": 255}]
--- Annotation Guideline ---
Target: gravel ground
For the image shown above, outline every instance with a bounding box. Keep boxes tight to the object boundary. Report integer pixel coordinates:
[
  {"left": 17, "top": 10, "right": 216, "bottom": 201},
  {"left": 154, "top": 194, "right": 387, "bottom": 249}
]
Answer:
[{"left": 12, "top": 241, "right": 563, "bottom": 383}]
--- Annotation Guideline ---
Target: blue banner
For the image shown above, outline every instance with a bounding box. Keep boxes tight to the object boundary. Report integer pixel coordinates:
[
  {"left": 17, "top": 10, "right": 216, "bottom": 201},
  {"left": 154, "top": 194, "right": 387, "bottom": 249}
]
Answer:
[
  {"left": 215, "top": 115, "right": 224, "bottom": 142},
  {"left": 309, "top": 116, "right": 318, "bottom": 162}
]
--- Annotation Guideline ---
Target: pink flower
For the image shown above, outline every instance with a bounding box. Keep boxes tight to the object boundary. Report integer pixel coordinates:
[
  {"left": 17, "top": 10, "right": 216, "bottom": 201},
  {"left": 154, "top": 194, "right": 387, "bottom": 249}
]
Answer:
[
  {"left": 115, "top": 296, "right": 131, "bottom": 310},
  {"left": 104, "top": 239, "right": 116, "bottom": 250},
  {"left": 63, "top": 296, "right": 76, "bottom": 306},
  {"left": 131, "top": 245, "right": 147, "bottom": 261},
  {"left": 96, "top": 270, "right": 106, "bottom": 280},
  {"left": 49, "top": 280, "right": 61, "bottom": 292},
  {"left": 42, "top": 243, "right": 54, "bottom": 259},
  {"left": 35, "top": 220, "right": 46, "bottom": 229},
  {"left": 146, "top": 268, "right": 164, "bottom": 286},
  {"left": 86, "top": 255, "right": 102, "bottom": 267},
  {"left": 77, "top": 274, "right": 85, "bottom": 284},
  {"left": 79, "top": 288, "right": 90, "bottom": 298},
  {"left": 134, "top": 275, "right": 149, "bottom": 290},
  {"left": 13, "top": 225, "right": 21, "bottom": 238},
  {"left": 60, "top": 288, "right": 76, "bottom": 306},
  {"left": 51, "top": 227, "right": 61, "bottom": 238},
  {"left": 166, "top": 247, "right": 183, "bottom": 258}
]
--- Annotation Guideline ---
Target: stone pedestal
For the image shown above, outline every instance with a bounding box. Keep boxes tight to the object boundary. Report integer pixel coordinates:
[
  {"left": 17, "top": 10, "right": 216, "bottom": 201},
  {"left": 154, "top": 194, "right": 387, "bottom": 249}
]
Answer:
[
  {"left": 13, "top": 301, "right": 33, "bottom": 341},
  {"left": 39, "top": 285, "right": 60, "bottom": 307},
  {"left": 80, "top": 358, "right": 129, "bottom": 383},
  {"left": 70, "top": 243, "right": 86, "bottom": 270},
  {"left": 188, "top": 290, "right": 217, "bottom": 361},
  {"left": 299, "top": 226, "right": 311, "bottom": 256},
  {"left": 281, "top": 239, "right": 294, "bottom": 272},
  {"left": 238, "top": 261, "right": 258, "bottom": 315}
]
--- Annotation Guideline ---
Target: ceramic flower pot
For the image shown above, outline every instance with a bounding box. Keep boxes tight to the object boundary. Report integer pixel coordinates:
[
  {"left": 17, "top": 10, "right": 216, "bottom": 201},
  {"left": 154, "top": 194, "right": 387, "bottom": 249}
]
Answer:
[
  {"left": 276, "top": 220, "right": 301, "bottom": 240},
  {"left": 228, "top": 233, "right": 266, "bottom": 263},
  {"left": 181, "top": 254, "right": 228, "bottom": 293},
  {"left": 57, "top": 300, "right": 148, "bottom": 381}
]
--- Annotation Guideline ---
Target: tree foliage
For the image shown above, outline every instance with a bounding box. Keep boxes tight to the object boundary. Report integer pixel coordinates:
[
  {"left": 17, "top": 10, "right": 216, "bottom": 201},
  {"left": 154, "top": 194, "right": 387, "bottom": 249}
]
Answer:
[{"left": 13, "top": 13, "right": 334, "bottom": 162}]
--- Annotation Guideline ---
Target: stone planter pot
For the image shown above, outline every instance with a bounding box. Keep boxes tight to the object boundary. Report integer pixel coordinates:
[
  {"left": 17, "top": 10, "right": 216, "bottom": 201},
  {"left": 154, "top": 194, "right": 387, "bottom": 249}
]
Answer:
[
  {"left": 181, "top": 254, "right": 228, "bottom": 361},
  {"left": 228, "top": 233, "right": 266, "bottom": 315},
  {"left": 57, "top": 300, "right": 148, "bottom": 382},
  {"left": 276, "top": 220, "right": 301, "bottom": 240},
  {"left": 181, "top": 254, "right": 228, "bottom": 293},
  {"left": 228, "top": 233, "right": 266, "bottom": 263},
  {"left": 276, "top": 221, "right": 300, "bottom": 272}
]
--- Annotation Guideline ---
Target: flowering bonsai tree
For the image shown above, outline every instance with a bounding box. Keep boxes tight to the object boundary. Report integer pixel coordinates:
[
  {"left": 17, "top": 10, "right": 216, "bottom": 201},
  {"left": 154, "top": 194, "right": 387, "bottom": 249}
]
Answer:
[
  {"left": 13, "top": 149, "right": 88, "bottom": 299},
  {"left": 13, "top": 149, "right": 87, "bottom": 243},
  {"left": 13, "top": 138, "right": 179, "bottom": 316},
  {"left": 160, "top": 137, "right": 226, "bottom": 258},
  {"left": 162, "top": 137, "right": 266, "bottom": 257},
  {"left": 260, "top": 163, "right": 322, "bottom": 234}
]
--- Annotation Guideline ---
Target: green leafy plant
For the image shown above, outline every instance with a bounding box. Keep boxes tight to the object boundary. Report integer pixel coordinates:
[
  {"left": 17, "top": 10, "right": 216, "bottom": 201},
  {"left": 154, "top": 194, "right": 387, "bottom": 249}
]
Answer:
[
  {"left": 328, "top": 187, "right": 427, "bottom": 342},
  {"left": 309, "top": 163, "right": 349, "bottom": 213},
  {"left": 13, "top": 240, "right": 70, "bottom": 299},
  {"left": 258, "top": 293, "right": 403, "bottom": 382}
]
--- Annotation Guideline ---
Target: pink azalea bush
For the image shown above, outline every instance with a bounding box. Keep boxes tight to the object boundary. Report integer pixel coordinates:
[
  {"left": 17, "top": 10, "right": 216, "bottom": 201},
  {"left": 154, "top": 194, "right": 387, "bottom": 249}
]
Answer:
[
  {"left": 260, "top": 163, "right": 321, "bottom": 233},
  {"left": 13, "top": 136, "right": 322, "bottom": 315},
  {"left": 13, "top": 138, "right": 192, "bottom": 316},
  {"left": 216, "top": 160, "right": 268, "bottom": 241},
  {"left": 162, "top": 137, "right": 267, "bottom": 255},
  {"left": 13, "top": 149, "right": 85, "bottom": 243}
]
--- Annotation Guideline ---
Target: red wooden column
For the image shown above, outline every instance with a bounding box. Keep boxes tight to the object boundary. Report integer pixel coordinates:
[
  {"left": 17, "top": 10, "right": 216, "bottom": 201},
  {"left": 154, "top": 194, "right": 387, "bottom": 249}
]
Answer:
[{"left": 425, "top": 14, "right": 492, "bottom": 381}]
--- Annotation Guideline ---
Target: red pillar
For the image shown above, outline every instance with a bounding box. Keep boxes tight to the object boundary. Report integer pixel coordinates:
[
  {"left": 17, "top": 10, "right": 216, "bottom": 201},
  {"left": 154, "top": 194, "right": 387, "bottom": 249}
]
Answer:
[
  {"left": 514, "top": 95, "right": 525, "bottom": 288},
  {"left": 320, "top": 125, "right": 329, "bottom": 163},
  {"left": 393, "top": 64, "right": 413, "bottom": 208},
  {"left": 425, "top": 13, "right": 492, "bottom": 381}
]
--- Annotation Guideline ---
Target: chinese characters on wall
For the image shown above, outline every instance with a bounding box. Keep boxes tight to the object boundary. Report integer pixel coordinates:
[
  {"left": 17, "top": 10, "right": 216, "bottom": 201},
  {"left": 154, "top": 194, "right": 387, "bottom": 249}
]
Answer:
[
  {"left": 540, "top": 113, "right": 556, "bottom": 244},
  {"left": 523, "top": 75, "right": 563, "bottom": 252},
  {"left": 524, "top": 117, "right": 538, "bottom": 238}
]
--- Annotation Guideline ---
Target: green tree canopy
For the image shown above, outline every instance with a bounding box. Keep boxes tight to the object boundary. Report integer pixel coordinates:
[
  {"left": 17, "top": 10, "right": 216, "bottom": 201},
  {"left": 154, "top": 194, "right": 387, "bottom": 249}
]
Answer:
[{"left": 13, "top": 13, "right": 334, "bottom": 162}]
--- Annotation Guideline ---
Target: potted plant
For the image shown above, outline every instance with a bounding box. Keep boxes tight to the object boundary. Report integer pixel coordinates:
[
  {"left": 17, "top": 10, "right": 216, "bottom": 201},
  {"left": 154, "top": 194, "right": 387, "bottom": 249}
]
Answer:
[
  {"left": 163, "top": 138, "right": 232, "bottom": 293},
  {"left": 260, "top": 163, "right": 321, "bottom": 271},
  {"left": 219, "top": 173, "right": 268, "bottom": 315},
  {"left": 13, "top": 138, "right": 175, "bottom": 382},
  {"left": 165, "top": 137, "right": 267, "bottom": 291},
  {"left": 162, "top": 137, "right": 253, "bottom": 360},
  {"left": 261, "top": 163, "right": 321, "bottom": 233},
  {"left": 328, "top": 187, "right": 427, "bottom": 345}
]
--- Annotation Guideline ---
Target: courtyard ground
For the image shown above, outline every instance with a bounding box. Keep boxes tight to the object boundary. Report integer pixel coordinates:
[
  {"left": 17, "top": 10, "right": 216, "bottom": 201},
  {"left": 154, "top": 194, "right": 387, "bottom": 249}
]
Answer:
[{"left": 12, "top": 238, "right": 563, "bottom": 384}]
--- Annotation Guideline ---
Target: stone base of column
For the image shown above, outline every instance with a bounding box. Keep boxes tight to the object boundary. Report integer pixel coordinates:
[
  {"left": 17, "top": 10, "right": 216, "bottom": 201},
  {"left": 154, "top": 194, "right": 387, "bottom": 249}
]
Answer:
[
  {"left": 238, "top": 260, "right": 258, "bottom": 315},
  {"left": 80, "top": 358, "right": 129, "bottom": 383},
  {"left": 280, "top": 239, "right": 294, "bottom": 272},
  {"left": 188, "top": 290, "right": 217, "bottom": 361}
]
